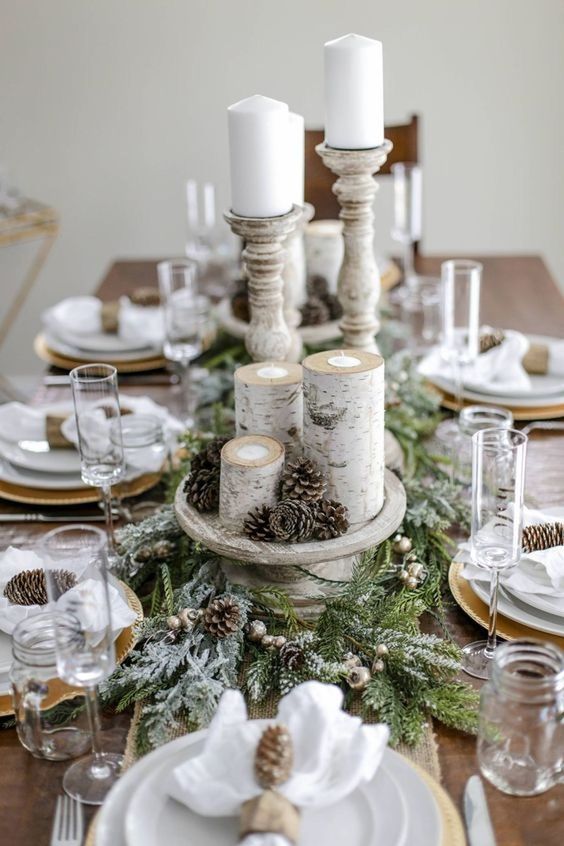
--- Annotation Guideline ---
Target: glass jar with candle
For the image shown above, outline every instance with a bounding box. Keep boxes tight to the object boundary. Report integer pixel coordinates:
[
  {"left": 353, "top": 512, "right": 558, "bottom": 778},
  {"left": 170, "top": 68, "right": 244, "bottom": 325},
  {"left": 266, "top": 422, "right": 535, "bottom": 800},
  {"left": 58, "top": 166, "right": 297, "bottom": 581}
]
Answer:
[
  {"left": 10, "top": 612, "right": 90, "bottom": 761},
  {"left": 478, "top": 639, "right": 564, "bottom": 796}
]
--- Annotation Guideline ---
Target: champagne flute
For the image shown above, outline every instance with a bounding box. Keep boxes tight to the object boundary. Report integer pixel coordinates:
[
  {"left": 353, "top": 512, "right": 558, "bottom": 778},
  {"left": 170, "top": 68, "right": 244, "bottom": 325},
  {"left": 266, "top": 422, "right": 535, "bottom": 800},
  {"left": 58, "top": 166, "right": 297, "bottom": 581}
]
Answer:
[
  {"left": 462, "top": 427, "right": 527, "bottom": 678},
  {"left": 69, "top": 364, "right": 125, "bottom": 566}
]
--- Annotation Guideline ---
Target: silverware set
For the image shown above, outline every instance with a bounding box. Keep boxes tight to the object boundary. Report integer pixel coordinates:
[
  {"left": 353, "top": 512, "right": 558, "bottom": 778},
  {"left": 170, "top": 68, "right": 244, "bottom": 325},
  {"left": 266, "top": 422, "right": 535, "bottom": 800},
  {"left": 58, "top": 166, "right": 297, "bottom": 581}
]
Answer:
[
  {"left": 463, "top": 775, "right": 497, "bottom": 846},
  {"left": 50, "top": 795, "right": 84, "bottom": 846}
]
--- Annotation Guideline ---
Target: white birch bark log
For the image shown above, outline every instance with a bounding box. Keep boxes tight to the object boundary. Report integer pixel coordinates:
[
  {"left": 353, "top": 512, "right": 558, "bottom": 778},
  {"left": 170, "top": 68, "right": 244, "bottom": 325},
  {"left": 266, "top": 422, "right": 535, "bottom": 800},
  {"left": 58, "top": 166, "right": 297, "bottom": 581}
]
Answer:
[
  {"left": 302, "top": 349, "right": 385, "bottom": 523},
  {"left": 234, "top": 362, "right": 303, "bottom": 455},
  {"left": 219, "top": 435, "right": 285, "bottom": 530}
]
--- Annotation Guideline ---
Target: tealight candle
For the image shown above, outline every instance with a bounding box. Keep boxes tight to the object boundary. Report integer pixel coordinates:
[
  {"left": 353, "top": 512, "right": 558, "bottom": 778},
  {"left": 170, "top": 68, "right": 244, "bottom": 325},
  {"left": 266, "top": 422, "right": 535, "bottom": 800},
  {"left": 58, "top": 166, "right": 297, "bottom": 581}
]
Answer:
[
  {"left": 219, "top": 436, "right": 285, "bottom": 531},
  {"left": 327, "top": 353, "right": 362, "bottom": 368},
  {"left": 256, "top": 364, "right": 289, "bottom": 379},
  {"left": 235, "top": 443, "right": 269, "bottom": 462},
  {"left": 234, "top": 362, "right": 303, "bottom": 454}
]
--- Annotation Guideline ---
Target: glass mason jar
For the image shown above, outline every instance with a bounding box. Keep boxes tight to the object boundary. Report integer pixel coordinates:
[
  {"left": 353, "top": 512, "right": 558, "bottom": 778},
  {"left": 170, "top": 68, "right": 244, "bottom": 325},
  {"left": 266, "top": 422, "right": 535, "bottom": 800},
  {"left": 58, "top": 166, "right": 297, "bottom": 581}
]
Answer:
[
  {"left": 456, "top": 405, "right": 513, "bottom": 485},
  {"left": 478, "top": 639, "right": 564, "bottom": 795},
  {"left": 10, "top": 612, "right": 90, "bottom": 761}
]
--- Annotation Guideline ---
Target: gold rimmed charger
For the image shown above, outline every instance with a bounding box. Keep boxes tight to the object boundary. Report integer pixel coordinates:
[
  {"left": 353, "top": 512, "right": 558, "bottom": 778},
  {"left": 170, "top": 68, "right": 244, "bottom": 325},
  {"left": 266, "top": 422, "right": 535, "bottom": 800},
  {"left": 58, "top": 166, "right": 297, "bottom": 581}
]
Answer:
[
  {"left": 34, "top": 332, "right": 167, "bottom": 374},
  {"left": 0, "top": 584, "right": 143, "bottom": 718},
  {"left": 449, "top": 562, "right": 564, "bottom": 648},
  {"left": 436, "top": 386, "right": 564, "bottom": 422},
  {"left": 0, "top": 468, "right": 163, "bottom": 506}
]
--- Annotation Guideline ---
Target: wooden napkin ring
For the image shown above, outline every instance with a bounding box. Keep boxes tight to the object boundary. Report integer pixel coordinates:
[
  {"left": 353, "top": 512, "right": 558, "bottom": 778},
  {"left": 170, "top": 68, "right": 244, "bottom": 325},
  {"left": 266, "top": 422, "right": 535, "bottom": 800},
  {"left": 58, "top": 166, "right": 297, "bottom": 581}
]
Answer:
[
  {"left": 101, "top": 301, "right": 120, "bottom": 333},
  {"left": 45, "top": 414, "right": 74, "bottom": 449},
  {"left": 240, "top": 790, "right": 300, "bottom": 845},
  {"left": 522, "top": 343, "right": 549, "bottom": 375}
]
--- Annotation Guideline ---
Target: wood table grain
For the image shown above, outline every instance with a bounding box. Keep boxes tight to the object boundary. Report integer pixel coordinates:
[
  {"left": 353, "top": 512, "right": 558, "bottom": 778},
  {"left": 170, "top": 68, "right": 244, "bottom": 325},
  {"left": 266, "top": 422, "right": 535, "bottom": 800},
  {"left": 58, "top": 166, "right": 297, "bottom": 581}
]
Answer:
[{"left": 0, "top": 256, "right": 563, "bottom": 846}]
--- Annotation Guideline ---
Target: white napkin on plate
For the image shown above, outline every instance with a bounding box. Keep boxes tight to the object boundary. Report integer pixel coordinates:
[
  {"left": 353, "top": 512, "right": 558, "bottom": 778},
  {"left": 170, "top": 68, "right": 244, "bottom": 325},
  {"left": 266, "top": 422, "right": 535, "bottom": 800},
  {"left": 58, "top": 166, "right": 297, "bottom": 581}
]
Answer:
[
  {"left": 0, "top": 403, "right": 52, "bottom": 444},
  {"left": 0, "top": 546, "right": 137, "bottom": 636},
  {"left": 167, "top": 681, "right": 389, "bottom": 846},
  {"left": 546, "top": 339, "right": 564, "bottom": 377},
  {"left": 418, "top": 327, "right": 531, "bottom": 393},
  {"left": 460, "top": 506, "right": 564, "bottom": 598},
  {"left": 43, "top": 295, "right": 164, "bottom": 347}
]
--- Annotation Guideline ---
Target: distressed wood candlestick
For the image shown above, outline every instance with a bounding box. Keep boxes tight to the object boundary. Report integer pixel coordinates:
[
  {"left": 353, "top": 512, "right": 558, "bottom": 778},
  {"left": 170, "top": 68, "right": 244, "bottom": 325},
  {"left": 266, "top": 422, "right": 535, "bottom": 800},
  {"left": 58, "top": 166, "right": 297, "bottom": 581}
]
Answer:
[
  {"left": 224, "top": 205, "right": 302, "bottom": 362},
  {"left": 316, "top": 141, "right": 392, "bottom": 352},
  {"left": 302, "top": 349, "right": 385, "bottom": 523},
  {"left": 234, "top": 362, "right": 303, "bottom": 455},
  {"left": 282, "top": 203, "right": 314, "bottom": 359},
  {"left": 219, "top": 435, "right": 285, "bottom": 531}
]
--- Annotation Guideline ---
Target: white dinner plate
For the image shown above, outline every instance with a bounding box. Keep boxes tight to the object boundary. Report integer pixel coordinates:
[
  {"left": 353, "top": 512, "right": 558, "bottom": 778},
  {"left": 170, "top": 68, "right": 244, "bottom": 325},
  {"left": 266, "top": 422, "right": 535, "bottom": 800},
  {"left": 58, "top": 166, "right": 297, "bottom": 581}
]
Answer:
[
  {"left": 96, "top": 728, "right": 441, "bottom": 846},
  {"left": 0, "top": 630, "right": 12, "bottom": 677},
  {"left": 471, "top": 578, "right": 564, "bottom": 637},
  {"left": 44, "top": 332, "right": 161, "bottom": 363},
  {"left": 0, "top": 458, "right": 87, "bottom": 490},
  {"left": 503, "top": 584, "right": 564, "bottom": 618},
  {"left": 57, "top": 330, "right": 157, "bottom": 355},
  {"left": 0, "top": 436, "right": 81, "bottom": 475},
  {"left": 427, "top": 374, "right": 564, "bottom": 409}
]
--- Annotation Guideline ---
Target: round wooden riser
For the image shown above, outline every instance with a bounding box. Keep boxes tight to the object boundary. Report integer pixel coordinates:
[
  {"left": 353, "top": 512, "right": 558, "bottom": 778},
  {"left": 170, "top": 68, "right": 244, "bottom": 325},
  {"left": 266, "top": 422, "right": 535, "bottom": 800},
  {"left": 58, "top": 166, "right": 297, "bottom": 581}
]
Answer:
[{"left": 175, "top": 468, "right": 406, "bottom": 618}]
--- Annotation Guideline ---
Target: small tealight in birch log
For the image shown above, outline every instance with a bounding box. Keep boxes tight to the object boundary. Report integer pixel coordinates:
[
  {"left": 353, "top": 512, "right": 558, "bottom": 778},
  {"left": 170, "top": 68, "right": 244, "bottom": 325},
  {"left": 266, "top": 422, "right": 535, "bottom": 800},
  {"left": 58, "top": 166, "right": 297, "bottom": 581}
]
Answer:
[
  {"left": 219, "top": 435, "right": 285, "bottom": 531},
  {"left": 302, "top": 350, "right": 385, "bottom": 524},
  {"left": 234, "top": 362, "right": 303, "bottom": 455}
]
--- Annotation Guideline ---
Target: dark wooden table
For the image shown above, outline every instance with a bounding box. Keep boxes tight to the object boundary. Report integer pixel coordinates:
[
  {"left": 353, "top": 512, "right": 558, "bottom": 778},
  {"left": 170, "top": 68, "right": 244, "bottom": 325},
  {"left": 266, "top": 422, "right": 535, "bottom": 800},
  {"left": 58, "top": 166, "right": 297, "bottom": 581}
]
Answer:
[{"left": 1, "top": 256, "right": 563, "bottom": 846}]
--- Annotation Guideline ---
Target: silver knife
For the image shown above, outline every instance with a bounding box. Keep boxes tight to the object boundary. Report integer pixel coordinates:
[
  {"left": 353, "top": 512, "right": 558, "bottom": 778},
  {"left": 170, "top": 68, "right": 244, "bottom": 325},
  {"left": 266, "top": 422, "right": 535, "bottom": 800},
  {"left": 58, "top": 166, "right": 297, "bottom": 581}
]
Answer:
[
  {"left": 0, "top": 513, "right": 106, "bottom": 523},
  {"left": 464, "top": 775, "right": 497, "bottom": 846}
]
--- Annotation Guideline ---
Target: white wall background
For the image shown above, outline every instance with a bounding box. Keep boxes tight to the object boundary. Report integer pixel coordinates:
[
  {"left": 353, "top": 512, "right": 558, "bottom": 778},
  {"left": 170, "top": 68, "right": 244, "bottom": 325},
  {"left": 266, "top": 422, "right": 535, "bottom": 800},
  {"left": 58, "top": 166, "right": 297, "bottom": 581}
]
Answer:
[{"left": 1, "top": 0, "right": 563, "bottom": 376}]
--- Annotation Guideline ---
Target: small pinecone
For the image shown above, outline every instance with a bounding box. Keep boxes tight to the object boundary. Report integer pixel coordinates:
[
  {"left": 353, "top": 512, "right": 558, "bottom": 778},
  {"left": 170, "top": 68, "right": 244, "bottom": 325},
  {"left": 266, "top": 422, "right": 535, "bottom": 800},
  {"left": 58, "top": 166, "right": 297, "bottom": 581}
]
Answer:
[
  {"left": 183, "top": 468, "right": 220, "bottom": 512},
  {"left": 4, "top": 568, "right": 77, "bottom": 606},
  {"left": 254, "top": 724, "right": 293, "bottom": 788},
  {"left": 152, "top": 539, "right": 175, "bottom": 560},
  {"left": 231, "top": 288, "right": 250, "bottom": 323},
  {"left": 480, "top": 328, "right": 505, "bottom": 354},
  {"left": 244, "top": 505, "right": 275, "bottom": 541},
  {"left": 522, "top": 522, "right": 564, "bottom": 553},
  {"left": 315, "top": 499, "right": 350, "bottom": 540},
  {"left": 281, "top": 456, "right": 326, "bottom": 504},
  {"left": 204, "top": 436, "right": 230, "bottom": 468},
  {"left": 325, "top": 293, "right": 343, "bottom": 320},
  {"left": 203, "top": 597, "right": 241, "bottom": 638},
  {"left": 129, "top": 286, "right": 161, "bottom": 307},
  {"left": 269, "top": 499, "right": 315, "bottom": 543},
  {"left": 307, "top": 274, "right": 330, "bottom": 299},
  {"left": 300, "top": 296, "right": 330, "bottom": 327},
  {"left": 279, "top": 640, "right": 305, "bottom": 671}
]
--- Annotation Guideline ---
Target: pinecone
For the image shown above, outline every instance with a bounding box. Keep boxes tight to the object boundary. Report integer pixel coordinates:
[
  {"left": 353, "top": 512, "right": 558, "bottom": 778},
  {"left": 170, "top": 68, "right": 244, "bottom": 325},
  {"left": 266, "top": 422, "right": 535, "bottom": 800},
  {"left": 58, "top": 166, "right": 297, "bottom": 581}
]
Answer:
[
  {"left": 281, "top": 456, "right": 326, "bottom": 504},
  {"left": 279, "top": 640, "right": 305, "bottom": 671},
  {"left": 325, "top": 293, "right": 343, "bottom": 320},
  {"left": 315, "top": 499, "right": 350, "bottom": 540},
  {"left": 480, "top": 328, "right": 505, "bottom": 354},
  {"left": 522, "top": 522, "right": 564, "bottom": 553},
  {"left": 307, "top": 274, "right": 329, "bottom": 300},
  {"left": 204, "top": 436, "right": 230, "bottom": 468},
  {"left": 152, "top": 539, "right": 175, "bottom": 560},
  {"left": 269, "top": 500, "right": 315, "bottom": 543},
  {"left": 129, "top": 286, "right": 161, "bottom": 307},
  {"left": 254, "top": 724, "right": 293, "bottom": 788},
  {"left": 244, "top": 505, "right": 275, "bottom": 541},
  {"left": 4, "top": 568, "right": 77, "bottom": 606},
  {"left": 231, "top": 287, "right": 250, "bottom": 323},
  {"left": 203, "top": 597, "right": 241, "bottom": 638},
  {"left": 300, "top": 297, "right": 330, "bottom": 327},
  {"left": 183, "top": 468, "right": 220, "bottom": 512}
]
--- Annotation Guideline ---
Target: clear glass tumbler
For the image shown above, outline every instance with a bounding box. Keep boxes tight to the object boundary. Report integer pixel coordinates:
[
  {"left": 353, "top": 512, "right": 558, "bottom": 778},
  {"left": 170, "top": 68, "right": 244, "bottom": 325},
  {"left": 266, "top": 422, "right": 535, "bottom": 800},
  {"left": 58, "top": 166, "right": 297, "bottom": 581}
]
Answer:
[
  {"left": 478, "top": 639, "right": 564, "bottom": 795},
  {"left": 456, "top": 405, "right": 514, "bottom": 486}
]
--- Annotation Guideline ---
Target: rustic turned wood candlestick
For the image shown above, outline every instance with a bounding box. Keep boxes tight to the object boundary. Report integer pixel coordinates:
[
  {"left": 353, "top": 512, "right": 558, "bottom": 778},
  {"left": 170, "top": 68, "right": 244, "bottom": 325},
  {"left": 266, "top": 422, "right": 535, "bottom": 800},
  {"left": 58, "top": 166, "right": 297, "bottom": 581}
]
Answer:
[
  {"left": 234, "top": 362, "right": 303, "bottom": 455},
  {"left": 219, "top": 435, "right": 285, "bottom": 531},
  {"left": 282, "top": 202, "right": 314, "bottom": 357},
  {"left": 224, "top": 205, "right": 302, "bottom": 363},
  {"left": 316, "top": 141, "right": 393, "bottom": 353}
]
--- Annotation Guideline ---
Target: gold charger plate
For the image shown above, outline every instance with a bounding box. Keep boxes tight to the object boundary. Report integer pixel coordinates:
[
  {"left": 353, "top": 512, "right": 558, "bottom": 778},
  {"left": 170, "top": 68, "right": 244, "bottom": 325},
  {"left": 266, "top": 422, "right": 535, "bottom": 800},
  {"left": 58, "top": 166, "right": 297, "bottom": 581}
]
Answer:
[
  {"left": 84, "top": 751, "right": 465, "bottom": 846},
  {"left": 436, "top": 386, "right": 564, "bottom": 422},
  {"left": 449, "top": 562, "right": 564, "bottom": 648},
  {"left": 0, "top": 468, "right": 163, "bottom": 506},
  {"left": 34, "top": 332, "right": 167, "bottom": 373},
  {"left": 0, "top": 583, "right": 143, "bottom": 717}
]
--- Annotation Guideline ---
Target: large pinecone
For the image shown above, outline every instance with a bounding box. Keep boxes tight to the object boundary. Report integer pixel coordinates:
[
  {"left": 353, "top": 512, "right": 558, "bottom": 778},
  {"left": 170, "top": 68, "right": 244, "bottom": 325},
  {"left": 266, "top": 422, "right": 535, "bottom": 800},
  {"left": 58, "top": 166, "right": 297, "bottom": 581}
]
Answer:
[
  {"left": 269, "top": 499, "right": 315, "bottom": 543},
  {"left": 4, "top": 568, "right": 77, "bottom": 606},
  {"left": 244, "top": 505, "right": 275, "bottom": 541},
  {"left": 279, "top": 640, "right": 305, "bottom": 671},
  {"left": 203, "top": 597, "right": 241, "bottom": 638},
  {"left": 129, "top": 286, "right": 161, "bottom": 307},
  {"left": 480, "top": 328, "right": 505, "bottom": 354},
  {"left": 183, "top": 467, "right": 220, "bottom": 512},
  {"left": 315, "top": 499, "right": 350, "bottom": 540},
  {"left": 522, "top": 522, "right": 564, "bottom": 553},
  {"left": 190, "top": 436, "right": 230, "bottom": 475},
  {"left": 307, "top": 274, "right": 330, "bottom": 300},
  {"left": 281, "top": 456, "right": 326, "bottom": 504},
  {"left": 300, "top": 297, "right": 330, "bottom": 327},
  {"left": 255, "top": 724, "right": 293, "bottom": 788}
]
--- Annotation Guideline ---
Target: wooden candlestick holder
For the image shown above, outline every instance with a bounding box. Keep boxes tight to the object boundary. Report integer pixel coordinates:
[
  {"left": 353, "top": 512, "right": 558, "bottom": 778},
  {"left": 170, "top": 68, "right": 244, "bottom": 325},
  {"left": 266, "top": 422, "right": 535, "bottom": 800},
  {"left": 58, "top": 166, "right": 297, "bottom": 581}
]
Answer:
[
  {"left": 224, "top": 205, "right": 302, "bottom": 363},
  {"left": 281, "top": 202, "right": 315, "bottom": 361},
  {"left": 316, "top": 141, "right": 393, "bottom": 353}
]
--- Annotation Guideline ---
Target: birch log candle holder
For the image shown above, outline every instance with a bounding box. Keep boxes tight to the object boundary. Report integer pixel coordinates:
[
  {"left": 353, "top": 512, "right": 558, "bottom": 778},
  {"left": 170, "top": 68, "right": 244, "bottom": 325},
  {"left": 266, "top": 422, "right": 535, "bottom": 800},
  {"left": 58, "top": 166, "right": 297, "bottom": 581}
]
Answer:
[
  {"left": 219, "top": 435, "right": 285, "bottom": 531},
  {"left": 224, "top": 205, "right": 302, "bottom": 363},
  {"left": 302, "top": 349, "right": 385, "bottom": 524},
  {"left": 282, "top": 202, "right": 314, "bottom": 351},
  {"left": 316, "top": 141, "right": 392, "bottom": 353},
  {"left": 234, "top": 362, "right": 303, "bottom": 454}
]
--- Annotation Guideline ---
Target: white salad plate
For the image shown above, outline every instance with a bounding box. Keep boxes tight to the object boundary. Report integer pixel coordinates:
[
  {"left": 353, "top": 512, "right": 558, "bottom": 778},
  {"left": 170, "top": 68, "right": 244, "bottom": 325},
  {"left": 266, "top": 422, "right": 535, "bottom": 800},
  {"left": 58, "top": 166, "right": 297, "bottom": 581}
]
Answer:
[
  {"left": 503, "top": 584, "right": 564, "bottom": 618},
  {"left": 471, "top": 579, "right": 564, "bottom": 637},
  {"left": 0, "top": 436, "right": 81, "bottom": 475},
  {"left": 44, "top": 332, "right": 161, "bottom": 364}
]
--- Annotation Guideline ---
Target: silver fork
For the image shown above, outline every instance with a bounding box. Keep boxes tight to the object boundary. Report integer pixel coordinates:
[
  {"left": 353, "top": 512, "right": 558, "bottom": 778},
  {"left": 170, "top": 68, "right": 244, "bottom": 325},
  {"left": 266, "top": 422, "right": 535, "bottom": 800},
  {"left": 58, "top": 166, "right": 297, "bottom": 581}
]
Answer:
[
  {"left": 50, "top": 795, "right": 84, "bottom": 846},
  {"left": 522, "top": 420, "right": 564, "bottom": 436}
]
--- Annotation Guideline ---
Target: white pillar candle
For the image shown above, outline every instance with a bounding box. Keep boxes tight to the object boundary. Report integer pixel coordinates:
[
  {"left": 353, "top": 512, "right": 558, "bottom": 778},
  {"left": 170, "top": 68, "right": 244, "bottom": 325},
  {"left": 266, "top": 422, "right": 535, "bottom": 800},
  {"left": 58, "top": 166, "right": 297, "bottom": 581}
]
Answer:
[
  {"left": 228, "top": 94, "right": 292, "bottom": 218},
  {"left": 219, "top": 435, "right": 285, "bottom": 530},
  {"left": 235, "top": 362, "right": 303, "bottom": 454},
  {"left": 288, "top": 112, "right": 305, "bottom": 207},
  {"left": 324, "top": 33, "right": 384, "bottom": 150}
]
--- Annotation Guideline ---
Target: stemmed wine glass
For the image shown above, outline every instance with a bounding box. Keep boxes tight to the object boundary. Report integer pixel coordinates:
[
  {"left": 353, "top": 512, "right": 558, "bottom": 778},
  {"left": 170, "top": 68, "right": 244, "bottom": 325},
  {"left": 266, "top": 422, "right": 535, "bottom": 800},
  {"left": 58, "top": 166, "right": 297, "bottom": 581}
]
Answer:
[
  {"left": 158, "top": 259, "right": 212, "bottom": 428},
  {"left": 462, "top": 427, "right": 528, "bottom": 678},
  {"left": 42, "top": 525, "right": 121, "bottom": 804},
  {"left": 69, "top": 364, "right": 125, "bottom": 566},
  {"left": 391, "top": 162, "right": 422, "bottom": 304}
]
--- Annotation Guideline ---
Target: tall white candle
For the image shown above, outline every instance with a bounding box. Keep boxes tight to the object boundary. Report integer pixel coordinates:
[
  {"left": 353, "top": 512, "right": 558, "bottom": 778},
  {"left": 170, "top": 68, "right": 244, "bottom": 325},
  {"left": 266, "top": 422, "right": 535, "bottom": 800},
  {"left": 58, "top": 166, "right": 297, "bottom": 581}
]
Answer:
[
  {"left": 288, "top": 112, "right": 305, "bottom": 207},
  {"left": 324, "top": 33, "right": 384, "bottom": 150},
  {"left": 228, "top": 94, "right": 292, "bottom": 218}
]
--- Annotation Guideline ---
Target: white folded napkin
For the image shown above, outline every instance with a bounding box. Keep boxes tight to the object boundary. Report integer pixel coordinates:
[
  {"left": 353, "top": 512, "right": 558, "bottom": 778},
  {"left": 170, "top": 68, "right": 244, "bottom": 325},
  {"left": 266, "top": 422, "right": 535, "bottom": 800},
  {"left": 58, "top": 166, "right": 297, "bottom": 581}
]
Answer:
[
  {"left": 460, "top": 506, "right": 564, "bottom": 598},
  {"left": 418, "top": 327, "right": 531, "bottom": 393},
  {"left": 0, "top": 403, "right": 52, "bottom": 444},
  {"left": 0, "top": 546, "right": 137, "bottom": 636},
  {"left": 168, "top": 681, "right": 389, "bottom": 846},
  {"left": 43, "top": 295, "right": 164, "bottom": 347},
  {"left": 546, "top": 339, "right": 564, "bottom": 377}
]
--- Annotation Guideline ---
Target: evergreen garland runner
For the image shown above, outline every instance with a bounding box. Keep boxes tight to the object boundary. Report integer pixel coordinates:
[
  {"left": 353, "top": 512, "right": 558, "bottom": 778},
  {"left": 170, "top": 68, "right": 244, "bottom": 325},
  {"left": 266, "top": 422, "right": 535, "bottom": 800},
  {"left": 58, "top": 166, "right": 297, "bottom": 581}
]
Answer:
[{"left": 100, "top": 343, "right": 479, "bottom": 755}]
